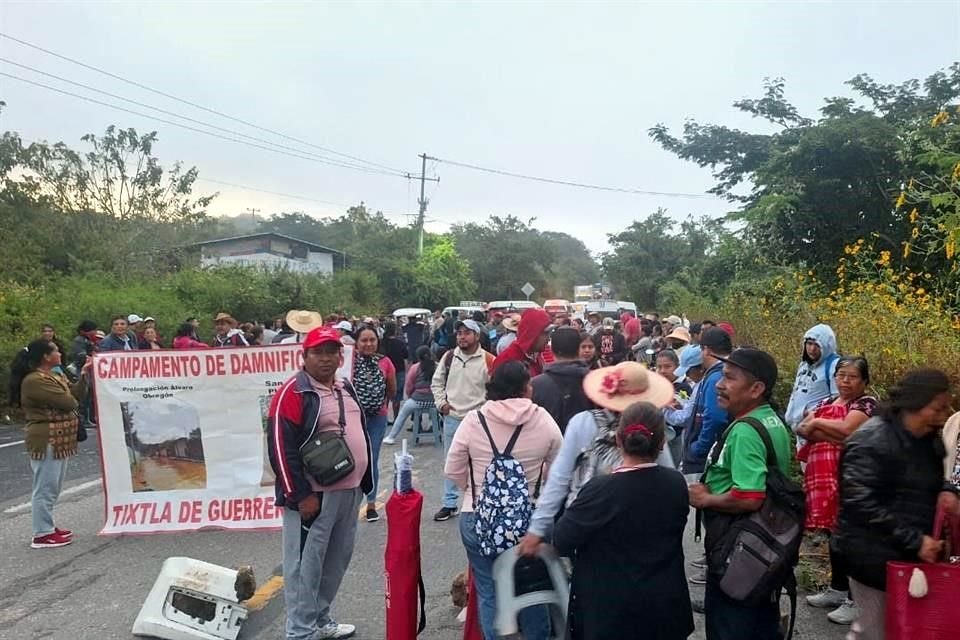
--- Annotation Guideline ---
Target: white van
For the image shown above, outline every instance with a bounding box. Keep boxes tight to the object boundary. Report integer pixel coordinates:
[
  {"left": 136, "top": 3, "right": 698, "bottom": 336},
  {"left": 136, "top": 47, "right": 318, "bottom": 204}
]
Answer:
[
  {"left": 617, "top": 301, "right": 638, "bottom": 317},
  {"left": 486, "top": 300, "right": 542, "bottom": 313}
]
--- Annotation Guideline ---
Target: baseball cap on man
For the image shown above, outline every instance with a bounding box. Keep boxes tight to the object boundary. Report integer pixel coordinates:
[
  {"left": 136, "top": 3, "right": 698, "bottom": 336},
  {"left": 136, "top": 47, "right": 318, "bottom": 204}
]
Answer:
[
  {"left": 664, "top": 314, "right": 683, "bottom": 326},
  {"left": 700, "top": 327, "right": 733, "bottom": 352},
  {"left": 675, "top": 345, "right": 703, "bottom": 379},
  {"left": 334, "top": 320, "right": 353, "bottom": 332},
  {"left": 302, "top": 327, "right": 342, "bottom": 351},
  {"left": 127, "top": 314, "right": 144, "bottom": 324},
  {"left": 716, "top": 347, "right": 778, "bottom": 399},
  {"left": 455, "top": 319, "right": 483, "bottom": 334}
]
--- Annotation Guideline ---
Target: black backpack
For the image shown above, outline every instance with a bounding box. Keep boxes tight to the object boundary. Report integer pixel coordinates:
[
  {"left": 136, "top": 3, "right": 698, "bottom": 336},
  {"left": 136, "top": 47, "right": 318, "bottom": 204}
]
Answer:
[
  {"left": 542, "top": 369, "right": 593, "bottom": 434},
  {"left": 704, "top": 416, "right": 805, "bottom": 638}
]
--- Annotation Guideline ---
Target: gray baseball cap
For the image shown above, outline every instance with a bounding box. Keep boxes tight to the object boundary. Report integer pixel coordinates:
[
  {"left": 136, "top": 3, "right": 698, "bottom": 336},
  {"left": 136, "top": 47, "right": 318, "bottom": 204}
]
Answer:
[{"left": 455, "top": 319, "right": 483, "bottom": 334}]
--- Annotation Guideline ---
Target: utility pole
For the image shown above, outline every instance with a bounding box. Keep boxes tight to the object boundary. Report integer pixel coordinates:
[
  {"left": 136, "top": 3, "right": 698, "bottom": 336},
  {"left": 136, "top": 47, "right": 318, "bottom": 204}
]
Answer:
[
  {"left": 245, "top": 207, "right": 261, "bottom": 223},
  {"left": 408, "top": 154, "right": 439, "bottom": 255}
]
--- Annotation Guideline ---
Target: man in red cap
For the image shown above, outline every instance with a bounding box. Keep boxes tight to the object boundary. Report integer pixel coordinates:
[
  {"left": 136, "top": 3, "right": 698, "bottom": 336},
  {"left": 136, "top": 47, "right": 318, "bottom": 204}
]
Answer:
[
  {"left": 268, "top": 327, "right": 373, "bottom": 640},
  {"left": 492, "top": 308, "right": 553, "bottom": 377}
]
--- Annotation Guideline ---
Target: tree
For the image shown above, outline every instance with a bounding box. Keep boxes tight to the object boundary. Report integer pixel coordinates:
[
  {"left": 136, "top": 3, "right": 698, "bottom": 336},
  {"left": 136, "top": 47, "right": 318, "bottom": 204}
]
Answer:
[
  {"left": 258, "top": 204, "right": 422, "bottom": 307},
  {"left": 3, "top": 124, "right": 215, "bottom": 223},
  {"left": 406, "top": 237, "right": 476, "bottom": 307},
  {"left": 601, "top": 210, "right": 721, "bottom": 309},
  {"left": 0, "top": 117, "right": 223, "bottom": 279},
  {"left": 649, "top": 67, "right": 960, "bottom": 273},
  {"left": 538, "top": 231, "right": 600, "bottom": 299}
]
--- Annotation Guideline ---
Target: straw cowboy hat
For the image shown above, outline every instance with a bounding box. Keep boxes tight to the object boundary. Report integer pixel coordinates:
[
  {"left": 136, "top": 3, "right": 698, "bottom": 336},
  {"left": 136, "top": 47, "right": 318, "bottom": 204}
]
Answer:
[
  {"left": 501, "top": 314, "right": 521, "bottom": 333},
  {"left": 285, "top": 310, "right": 324, "bottom": 334},
  {"left": 665, "top": 326, "right": 692, "bottom": 345},
  {"left": 583, "top": 361, "right": 675, "bottom": 412},
  {"left": 214, "top": 312, "right": 237, "bottom": 326}
]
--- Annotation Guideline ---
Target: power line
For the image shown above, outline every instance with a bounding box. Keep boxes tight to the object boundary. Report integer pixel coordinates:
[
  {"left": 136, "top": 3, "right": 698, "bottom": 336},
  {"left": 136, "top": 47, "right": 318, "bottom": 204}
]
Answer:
[
  {"left": 196, "top": 178, "right": 348, "bottom": 206},
  {"left": 196, "top": 176, "right": 413, "bottom": 224},
  {"left": 0, "top": 71, "right": 410, "bottom": 177},
  {"left": 429, "top": 155, "right": 719, "bottom": 199},
  {"left": 0, "top": 57, "right": 409, "bottom": 178},
  {"left": 0, "top": 31, "right": 408, "bottom": 175}
]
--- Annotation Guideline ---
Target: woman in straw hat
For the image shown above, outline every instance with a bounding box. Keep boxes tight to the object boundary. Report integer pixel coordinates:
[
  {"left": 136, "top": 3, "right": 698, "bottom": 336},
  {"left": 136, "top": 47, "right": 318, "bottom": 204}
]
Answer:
[
  {"left": 552, "top": 400, "right": 694, "bottom": 640},
  {"left": 281, "top": 310, "right": 324, "bottom": 344},
  {"left": 518, "top": 361, "right": 675, "bottom": 557}
]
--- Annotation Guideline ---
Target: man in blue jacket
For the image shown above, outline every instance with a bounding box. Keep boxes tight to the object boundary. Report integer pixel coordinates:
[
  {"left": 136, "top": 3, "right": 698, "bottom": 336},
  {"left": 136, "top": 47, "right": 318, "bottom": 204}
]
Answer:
[
  {"left": 97, "top": 315, "right": 139, "bottom": 352},
  {"left": 681, "top": 326, "right": 731, "bottom": 586},
  {"left": 682, "top": 327, "right": 732, "bottom": 477}
]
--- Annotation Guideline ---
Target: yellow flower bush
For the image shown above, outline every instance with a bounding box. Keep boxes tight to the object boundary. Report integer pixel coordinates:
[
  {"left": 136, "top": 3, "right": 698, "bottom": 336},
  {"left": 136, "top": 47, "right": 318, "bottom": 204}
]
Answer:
[{"left": 691, "top": 239, "right": 960, "bottom": 401}]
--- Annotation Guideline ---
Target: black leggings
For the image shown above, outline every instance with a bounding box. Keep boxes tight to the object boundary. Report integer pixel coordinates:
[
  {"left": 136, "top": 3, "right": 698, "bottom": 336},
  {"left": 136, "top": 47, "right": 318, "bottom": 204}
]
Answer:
[{"left": 829, "top": 541, "right": 849, "bottom": 593}]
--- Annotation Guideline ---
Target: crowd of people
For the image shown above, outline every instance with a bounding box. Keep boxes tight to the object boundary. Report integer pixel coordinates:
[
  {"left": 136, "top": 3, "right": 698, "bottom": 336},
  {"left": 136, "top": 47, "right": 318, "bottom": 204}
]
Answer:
[{"left": 7, "top": 305, "right": 960, "bottom": 640}]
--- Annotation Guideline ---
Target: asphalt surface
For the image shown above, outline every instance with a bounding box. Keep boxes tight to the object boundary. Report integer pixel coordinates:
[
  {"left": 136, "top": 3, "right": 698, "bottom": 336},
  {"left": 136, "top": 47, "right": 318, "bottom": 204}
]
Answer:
[
  {"left": 0, "top": 426, "right": 102, "bottom": 503},
  {"left": 0, "top": 422, "right": 846, "bottom": 640}
]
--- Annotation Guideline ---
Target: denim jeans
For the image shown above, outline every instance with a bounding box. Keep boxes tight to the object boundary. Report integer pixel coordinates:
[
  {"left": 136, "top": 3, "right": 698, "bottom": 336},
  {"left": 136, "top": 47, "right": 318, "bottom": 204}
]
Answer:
[
  {"left": 442, "top": 415, "right": 463, "bottom": 509},
  {"left": 385, "top": 398, "right": 419, "bottom": 440},
  {"left": 393, "top": 370, "right": 406, "bottom": 408},
  {"left": 459, "top": 513, "right": 551, "bottom": 640},
  {"left": 365, "top": 414, "right": 387, "bottom": 504},
  {"left": 30, "top": 446, "right": 69, "bottom": 537}
]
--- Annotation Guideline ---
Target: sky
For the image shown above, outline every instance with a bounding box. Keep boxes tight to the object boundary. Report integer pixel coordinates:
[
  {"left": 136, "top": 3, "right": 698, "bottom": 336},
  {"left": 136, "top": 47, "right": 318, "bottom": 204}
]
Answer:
[
  {"left": 0, "top": 1, "right": 957, "bottom": 253},
  {"left": 130, "top": 400, "right": 199, "bottom": 444}
]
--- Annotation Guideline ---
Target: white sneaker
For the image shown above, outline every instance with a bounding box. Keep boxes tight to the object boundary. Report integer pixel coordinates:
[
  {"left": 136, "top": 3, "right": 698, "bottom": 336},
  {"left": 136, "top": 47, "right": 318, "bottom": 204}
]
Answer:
[
  {"left": 827, "top": 599, "right": 858, "bottom": 625},
  {"left": 806, "top": 587, "right": 847, "bottom": 609},
  {"left": 381, "top": 436, "right": 396, "bottom": 445},
  {"left": 316, "top": 622, "right": 356, "bottom": 639}
]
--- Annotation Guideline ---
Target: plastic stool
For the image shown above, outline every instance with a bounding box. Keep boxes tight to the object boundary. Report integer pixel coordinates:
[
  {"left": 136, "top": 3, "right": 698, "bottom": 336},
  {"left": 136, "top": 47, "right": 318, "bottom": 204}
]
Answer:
[
  {"left": 411, "top": 402, "right": 441, "bottom": 446},
  {"left": 492, "top": 546, "right": 569, "bottom": 639}
]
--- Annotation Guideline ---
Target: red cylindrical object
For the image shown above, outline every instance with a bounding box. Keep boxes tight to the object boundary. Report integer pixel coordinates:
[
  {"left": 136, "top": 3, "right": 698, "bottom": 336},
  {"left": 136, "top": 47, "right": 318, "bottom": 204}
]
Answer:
[
  {"left": 385, "top": 489, "right": 424, "bottom": 640},
  {"left": 463, "top": 569, "right": 483, "bottom": 640}
]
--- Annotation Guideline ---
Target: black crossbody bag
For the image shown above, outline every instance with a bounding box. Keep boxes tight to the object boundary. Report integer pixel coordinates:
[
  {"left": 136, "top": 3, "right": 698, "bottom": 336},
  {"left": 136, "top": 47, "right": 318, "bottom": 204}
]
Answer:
[{"left": 300, "top": 387, "right": 356, "bottom": 486}]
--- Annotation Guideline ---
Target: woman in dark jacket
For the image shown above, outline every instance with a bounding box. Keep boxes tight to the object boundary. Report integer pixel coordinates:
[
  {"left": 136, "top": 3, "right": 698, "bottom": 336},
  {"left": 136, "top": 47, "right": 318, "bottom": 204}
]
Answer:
[
  {"left": 835, "top": 368, "right": 958, "bottom": 639},
  {"left": 553, "top": 401, "right": 693, "bottom": 640},
  {"left": 381, "top": 321, "right": 408, "bottom": 420}
]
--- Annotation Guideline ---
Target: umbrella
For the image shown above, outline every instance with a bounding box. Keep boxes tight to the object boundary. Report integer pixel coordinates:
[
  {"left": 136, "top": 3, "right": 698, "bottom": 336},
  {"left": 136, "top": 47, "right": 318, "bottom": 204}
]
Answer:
[{"left": 384, "top": 440, "right": 426, "bottom": 639}]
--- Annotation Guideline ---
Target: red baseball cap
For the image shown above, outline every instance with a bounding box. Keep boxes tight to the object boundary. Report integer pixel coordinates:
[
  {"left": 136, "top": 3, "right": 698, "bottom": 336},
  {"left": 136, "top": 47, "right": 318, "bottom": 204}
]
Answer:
[{"left": 302, "top": 327, "right": 342, "bottom": 351}]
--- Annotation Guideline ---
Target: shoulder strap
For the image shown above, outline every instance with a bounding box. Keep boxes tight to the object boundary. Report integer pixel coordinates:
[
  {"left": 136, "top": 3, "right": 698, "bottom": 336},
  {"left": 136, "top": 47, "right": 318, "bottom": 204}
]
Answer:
[
  {"left": 740, "top": 416, "right": 778, "bottom": 468},
  {"left": 709, "top": 420, "right": 737, "bottom": 466},
  {"left": 784, "top": 574, "right": 798, "bottom": 640},
  {"left": 476, "top": 412, "right": 501, "bottom": 457},
  {"left": 502, "top": 422, "right": 525, "bottom": 457},
  {"left": 417, "top": 573, "right": 427, "bottom": 633},
  {"left": 824, "top": 353, "right": 839, "bottom": 396},
  {"left": 442, "top": 349, "right": 456, "bottom": 386}
]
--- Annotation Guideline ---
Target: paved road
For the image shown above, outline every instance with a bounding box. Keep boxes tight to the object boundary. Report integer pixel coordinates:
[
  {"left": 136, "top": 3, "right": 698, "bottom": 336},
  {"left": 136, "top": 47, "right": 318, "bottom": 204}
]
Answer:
[
  {"left": 0, "top": 423, "right": 846, "bottom": 639},
  {"left": 0, "top": 425, "right": 102, "bottom": 503}
]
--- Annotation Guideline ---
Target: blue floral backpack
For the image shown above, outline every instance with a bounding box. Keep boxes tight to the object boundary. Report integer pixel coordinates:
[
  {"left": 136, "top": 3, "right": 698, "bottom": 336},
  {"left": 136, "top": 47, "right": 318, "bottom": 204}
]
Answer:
[{"left": 469, "top": 412, "right": 539, "bottom": 557}]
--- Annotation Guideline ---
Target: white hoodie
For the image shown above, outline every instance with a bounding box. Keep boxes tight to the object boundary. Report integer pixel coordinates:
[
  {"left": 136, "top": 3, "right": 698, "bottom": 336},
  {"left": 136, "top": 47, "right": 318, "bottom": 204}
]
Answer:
[{"left": 784, "top": 324, "right": 840, "bottom": 430}]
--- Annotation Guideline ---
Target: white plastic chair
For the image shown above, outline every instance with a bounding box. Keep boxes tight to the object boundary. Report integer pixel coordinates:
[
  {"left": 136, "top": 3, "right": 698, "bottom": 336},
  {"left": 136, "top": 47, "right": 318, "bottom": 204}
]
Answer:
[{"left": 492, "top": 545, "right": 569, "bottom": 639}]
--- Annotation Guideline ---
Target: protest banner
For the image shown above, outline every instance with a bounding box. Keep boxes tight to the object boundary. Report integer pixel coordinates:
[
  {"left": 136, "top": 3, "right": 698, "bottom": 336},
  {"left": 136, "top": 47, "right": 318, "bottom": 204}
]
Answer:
[{"left": 93, "top": 344, "right": 353, "bottom": 534}]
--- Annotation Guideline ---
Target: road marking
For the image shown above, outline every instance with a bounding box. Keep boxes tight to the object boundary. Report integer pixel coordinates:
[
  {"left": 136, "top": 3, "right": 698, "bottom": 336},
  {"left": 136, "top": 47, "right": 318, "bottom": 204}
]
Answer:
[
  {"left": 0, "top": 432, "right": 97, "bottom": 450},
  {"left": 244, "top": 574, "right": 284, "bottom": 611},
  {"left": 3, "top": 479, "right": 102, "bottom": 514}
]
